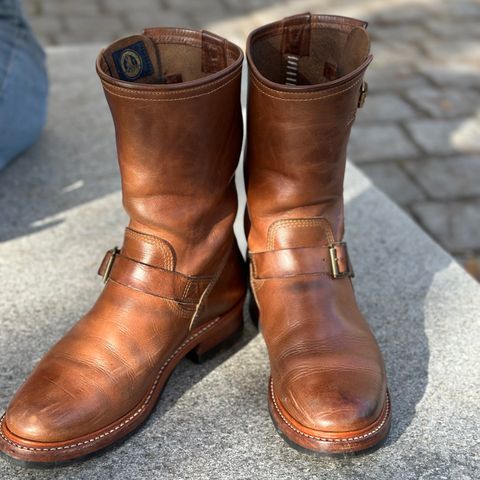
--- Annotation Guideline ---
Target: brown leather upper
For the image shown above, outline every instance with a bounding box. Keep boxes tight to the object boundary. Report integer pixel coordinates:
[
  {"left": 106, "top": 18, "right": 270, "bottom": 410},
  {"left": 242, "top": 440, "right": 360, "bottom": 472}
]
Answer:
[
  {"left": 245, "top": 14, "right": 388, "bottom": 435},
  {"left": 4, "top": 28, "right": 246, "bottom": 444}
]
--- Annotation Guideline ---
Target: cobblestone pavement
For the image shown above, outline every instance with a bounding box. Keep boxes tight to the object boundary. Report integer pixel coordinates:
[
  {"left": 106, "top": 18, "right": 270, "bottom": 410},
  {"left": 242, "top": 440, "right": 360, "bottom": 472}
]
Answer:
[{"left": 21, "top": 0, "right": 480, "bottom": 279}]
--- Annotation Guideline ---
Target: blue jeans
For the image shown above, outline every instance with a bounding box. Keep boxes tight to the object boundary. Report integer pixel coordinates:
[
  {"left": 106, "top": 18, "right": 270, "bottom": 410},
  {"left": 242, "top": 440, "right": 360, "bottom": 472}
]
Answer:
[{"left": 0, "top": 0, "right": 48, "bottom": 170}]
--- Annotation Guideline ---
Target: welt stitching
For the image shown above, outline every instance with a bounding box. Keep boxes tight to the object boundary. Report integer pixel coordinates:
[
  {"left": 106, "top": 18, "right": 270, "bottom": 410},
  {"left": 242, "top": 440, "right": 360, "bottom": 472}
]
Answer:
[
  {"left": 250, "top": 74, "right": 362, "bottom": 102},
  {"left": 101, "top": 70, "right": 241, "bottom": 96},
  {"left": 0, "top": 317, "right": 221, "bottom": 452},
  {"left": 270, "top": 379, "right": 390, "bottom": 443}
]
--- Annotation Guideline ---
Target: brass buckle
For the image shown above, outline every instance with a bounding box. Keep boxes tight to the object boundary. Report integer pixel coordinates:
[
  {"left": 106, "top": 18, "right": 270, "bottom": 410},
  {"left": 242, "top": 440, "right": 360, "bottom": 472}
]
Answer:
[
  {"left": 103, "top": 247, "right": 119, "bottom": 283},
  {"left": 358, "top": 81, "right": 368, "bottom": 108},
  {"left": 328, "top": 242, "right": 354, "bottom": 279}
]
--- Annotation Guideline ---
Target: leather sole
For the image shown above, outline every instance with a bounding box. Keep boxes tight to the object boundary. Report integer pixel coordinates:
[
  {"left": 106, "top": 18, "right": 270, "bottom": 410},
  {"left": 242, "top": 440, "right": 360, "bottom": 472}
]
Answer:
[
  {"left": 268, "top": 378, "right": 392, "bottom": 456},
  {"left": 0, "top": 299, "right": 244, "bottom": 465}
]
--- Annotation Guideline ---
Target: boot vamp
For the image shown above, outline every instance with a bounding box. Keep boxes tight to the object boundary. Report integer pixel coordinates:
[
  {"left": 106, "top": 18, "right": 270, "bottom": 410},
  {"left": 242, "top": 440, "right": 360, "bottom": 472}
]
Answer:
[
  {"left": 256, "top": 274, "right": 387, "bottom": 433},
  {"left": 5, "top": 280, "right": 190, "bottom": 443}
]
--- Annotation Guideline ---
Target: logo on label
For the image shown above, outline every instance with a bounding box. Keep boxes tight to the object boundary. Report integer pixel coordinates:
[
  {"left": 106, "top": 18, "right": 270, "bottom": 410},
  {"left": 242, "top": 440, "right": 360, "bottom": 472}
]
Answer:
[{"left": 119, "top": 49, "right": 143, "bottom": 79}]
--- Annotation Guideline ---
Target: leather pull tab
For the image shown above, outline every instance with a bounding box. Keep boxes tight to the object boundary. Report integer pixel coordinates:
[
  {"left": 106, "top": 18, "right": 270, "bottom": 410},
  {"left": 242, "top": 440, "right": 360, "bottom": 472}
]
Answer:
[
  {"left": 201, "top": 31, "right": 227, "bottom": 73},
  {"left": 338, "top": 26, "right": 370, "bottom": 77},
  {"left": 281, "top": 13, "right": 311, "bottom": 57}
]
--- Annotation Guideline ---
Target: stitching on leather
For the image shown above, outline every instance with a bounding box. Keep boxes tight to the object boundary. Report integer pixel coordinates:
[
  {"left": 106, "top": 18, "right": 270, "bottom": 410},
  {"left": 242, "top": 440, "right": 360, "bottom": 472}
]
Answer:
[
  {"left": 165, "top": 298, "right": 195, "bottom": 318},
  {"left": 250, "top": 74, "right": 362, "bottom": 102},
  {"left": 125, "top": 229, "right": 173, "bottom": 270},
  {"left": 0, "top": 317, "right": 221, "bottom": 452},
  {"left": 188, "top": 247, "right": 232, "bottom": 331},
  {"left": 270, "top": 379, "right": 390, "bottom": 443},
  {"left": 267, "top": 218, "right": 334, "bottom": 250},
  {"left": 182, "top": 278, "right": 192, "bottom": 301},
  {"left": 101, "top": 70, "right": 241, "bottom": 98}
]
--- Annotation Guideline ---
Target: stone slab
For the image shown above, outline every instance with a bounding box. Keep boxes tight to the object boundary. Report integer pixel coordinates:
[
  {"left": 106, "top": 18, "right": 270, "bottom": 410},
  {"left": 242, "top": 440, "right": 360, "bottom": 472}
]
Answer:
[
  {"left": 405, "top": 156, "right": 480, "bottom": 200},
  {"left": 349, "top": 124, "right": 418, "bottom": 163},
  {"left": 0, "top": 45, "right": 479, "bottom": 480}
]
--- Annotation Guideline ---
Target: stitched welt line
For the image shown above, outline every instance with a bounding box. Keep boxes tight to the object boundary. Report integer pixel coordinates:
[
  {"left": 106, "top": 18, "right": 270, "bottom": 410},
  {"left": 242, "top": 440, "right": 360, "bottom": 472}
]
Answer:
[
  {"left": 270, "top": 379, "right": 390, "bottom": 443},
  {"left": 0, "top": 317, "right": 221, "bottom": 452},
  {"left": 250, "top": 75, "right": 362, "bottom": 102}
]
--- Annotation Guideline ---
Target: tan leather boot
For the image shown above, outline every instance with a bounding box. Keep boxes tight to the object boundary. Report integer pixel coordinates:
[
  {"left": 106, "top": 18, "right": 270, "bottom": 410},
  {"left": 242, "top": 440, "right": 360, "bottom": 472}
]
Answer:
[
  {"left": 0, "top": 28, "right": 245, "bottom": 463},
  {"left": 245, "top": 13, "right": 391, "bottom": 455}
]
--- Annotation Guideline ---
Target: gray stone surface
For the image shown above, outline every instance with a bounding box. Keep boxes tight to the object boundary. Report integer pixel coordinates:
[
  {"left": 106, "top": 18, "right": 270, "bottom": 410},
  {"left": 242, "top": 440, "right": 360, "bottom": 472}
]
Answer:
[
  {"left": 349, "top": 125, "right": 418, "bottom": 163},
  {"left": 356, "top": 93, "right": 416, "bottom": 123},
  {"left": 360, "top": 162, "right": 424, "bottom": 205},
  {"left": 1, "top": 45, "right": 479, "bottom": 480},
  {"left": 412, "top": 200, "right": 480, "bottom": 252},
  {"left": 405, "top": 156, "right": 480, "bottom": 200},
  {"left": 405, "top": 87, "right": 480, "bottom": 119},
  {"left": 406, "top": 119, "right": 472, "bottom": 156}
]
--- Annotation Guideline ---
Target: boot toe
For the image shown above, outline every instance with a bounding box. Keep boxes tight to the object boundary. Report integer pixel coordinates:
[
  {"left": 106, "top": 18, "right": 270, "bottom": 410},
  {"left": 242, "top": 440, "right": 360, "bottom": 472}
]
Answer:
[
  {"left": 4, "top": 385, "right": 90, "bottom": 444},
  {"left": 278, "top": 370, "right": 386, "bottom": 434}
]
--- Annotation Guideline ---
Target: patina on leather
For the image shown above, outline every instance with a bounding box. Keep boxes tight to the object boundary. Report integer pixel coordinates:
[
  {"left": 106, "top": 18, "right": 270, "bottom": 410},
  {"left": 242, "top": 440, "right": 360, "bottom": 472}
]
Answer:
[
  {"left": 245, "top": 13, "right": 391, "bottom": 454},
  {"left": 0, "top": 27, "right": 246, "bottom": 463}
]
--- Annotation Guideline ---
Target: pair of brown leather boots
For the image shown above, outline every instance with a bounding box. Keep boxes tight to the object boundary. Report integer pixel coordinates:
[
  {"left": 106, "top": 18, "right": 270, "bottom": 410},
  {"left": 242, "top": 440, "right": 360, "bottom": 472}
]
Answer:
[{"left": 0, "top": 13, "right": 390, "bottom": 464}]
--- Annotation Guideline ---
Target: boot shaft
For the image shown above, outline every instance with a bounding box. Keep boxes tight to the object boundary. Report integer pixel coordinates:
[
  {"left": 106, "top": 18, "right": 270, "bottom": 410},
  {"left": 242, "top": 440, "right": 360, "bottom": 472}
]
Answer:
[
  {"left": 96, "top": 29, "right": 244, "bottom": 273},
  {"left": 245, "top": 14, "right": 372, "bottom": 250}
]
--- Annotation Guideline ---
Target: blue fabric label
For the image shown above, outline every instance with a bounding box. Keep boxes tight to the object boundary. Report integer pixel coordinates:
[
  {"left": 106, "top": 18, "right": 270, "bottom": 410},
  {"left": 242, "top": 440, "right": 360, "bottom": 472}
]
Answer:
[{"left": 112, "top": 41, "right": 153, "bottom": 81}]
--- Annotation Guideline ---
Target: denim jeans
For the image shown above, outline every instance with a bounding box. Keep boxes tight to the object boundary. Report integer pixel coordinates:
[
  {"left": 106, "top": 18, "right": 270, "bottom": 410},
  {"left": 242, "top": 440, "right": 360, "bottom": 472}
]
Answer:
[{"left": 0, "top": 0, "right": 48, "bottom": 170}]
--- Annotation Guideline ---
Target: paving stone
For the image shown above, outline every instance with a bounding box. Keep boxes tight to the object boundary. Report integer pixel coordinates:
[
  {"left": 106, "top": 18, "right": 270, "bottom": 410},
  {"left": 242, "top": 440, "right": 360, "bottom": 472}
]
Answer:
[
  {"left": 20, "top": 0, "right": 39, "bottom": 17},
  {"left": 405, "top": 87, "right": 480, "bottom": 118},
  {"left": 357, "top": 93, "right": 417, "bottom": 123},
  {"left": 359, "top": 162, "right": 424, "bottom": 205},
  {"left": 370, "top": 24, "right": 429, "bottom": 43},
  {"left": 420, "top": 62, "right": 480, "bottom": 89},
  {"left": 367, "top": 65, "right": 429, "bottom": 92},
  {"left": 349, "top": 125, "right": 419, "bottom": 163},
  {"left": 412, "top": 199, "right": 480, "bottom": 252},
  {"left": 101, "top": 0, "right": 162, "bottom": 12},
  {"left": 426, "top": 20, "right": 480, "bottom": 38},
  {"left": 406, "top": 119, "right": 480, "bottom": 156},
  {"left": 422, "top": 39, "right": 480, "bottom": 65},
  {"left": 450, "top": 114, "right": 480, "bottom": 154},
  {"left": 372, "top": 4, "right": 436, "bottom": 23},
  {"left": 40, "top": 0, "right": 100, "bottom": 16},
  {"left": 62, "top": 15, "right": 126, "bottom": 44},
  {"left": 125, "top": 10, "right": 191, "bottom": 31},
  {"left": 444, "top": 0, "right": 480, "bottom": 19},
  {"left": 27, "top": 15, "right": 64, "bottom": 45},
  {"left": 405, "top": 156, "right": 480, "bottom": 200},
  {"left": 371, "top": 41, "right": 424, "bottom": 68}
]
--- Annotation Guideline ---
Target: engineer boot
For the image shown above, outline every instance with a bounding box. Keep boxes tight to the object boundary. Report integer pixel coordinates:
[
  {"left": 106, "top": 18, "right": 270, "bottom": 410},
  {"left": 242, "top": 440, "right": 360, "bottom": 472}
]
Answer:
[
  {"left": 245, "top": 13, "right": 391, "bottom": 455},
  {"left": 0, "top": 28, "right": 245, "bottom": 464}
]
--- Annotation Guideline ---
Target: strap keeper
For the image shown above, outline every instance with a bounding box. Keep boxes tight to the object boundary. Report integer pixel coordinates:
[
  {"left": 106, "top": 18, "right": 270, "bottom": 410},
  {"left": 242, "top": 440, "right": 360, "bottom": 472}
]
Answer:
[
  {"left": 358, "top": 81, "right": 368, "bottom": 108},
  {"left": 99, "top": 247, "right": 120, "bottom": 283},
  {"left": 328, "top": 242, "right": 354, "bottom": 279}
]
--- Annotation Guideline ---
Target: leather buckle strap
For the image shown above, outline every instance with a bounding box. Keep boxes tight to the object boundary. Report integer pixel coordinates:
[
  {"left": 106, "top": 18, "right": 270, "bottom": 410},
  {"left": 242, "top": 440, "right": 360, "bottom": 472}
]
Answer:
[
  {"left": 250, "top": 242, "right": 354, "bottom": 280},
  {"left": 97, "top": 247, "right": 212, "bottom": 303}
]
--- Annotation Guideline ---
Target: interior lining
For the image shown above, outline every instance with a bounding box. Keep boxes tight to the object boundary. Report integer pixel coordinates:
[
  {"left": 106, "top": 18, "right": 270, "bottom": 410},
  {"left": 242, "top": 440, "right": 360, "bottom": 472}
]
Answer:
[
  {"left": 251, "top": 25, "right": 370, "bottom": 86},
  {"left": 99, "top": 31, "right": 240, "bottom": 85}
]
